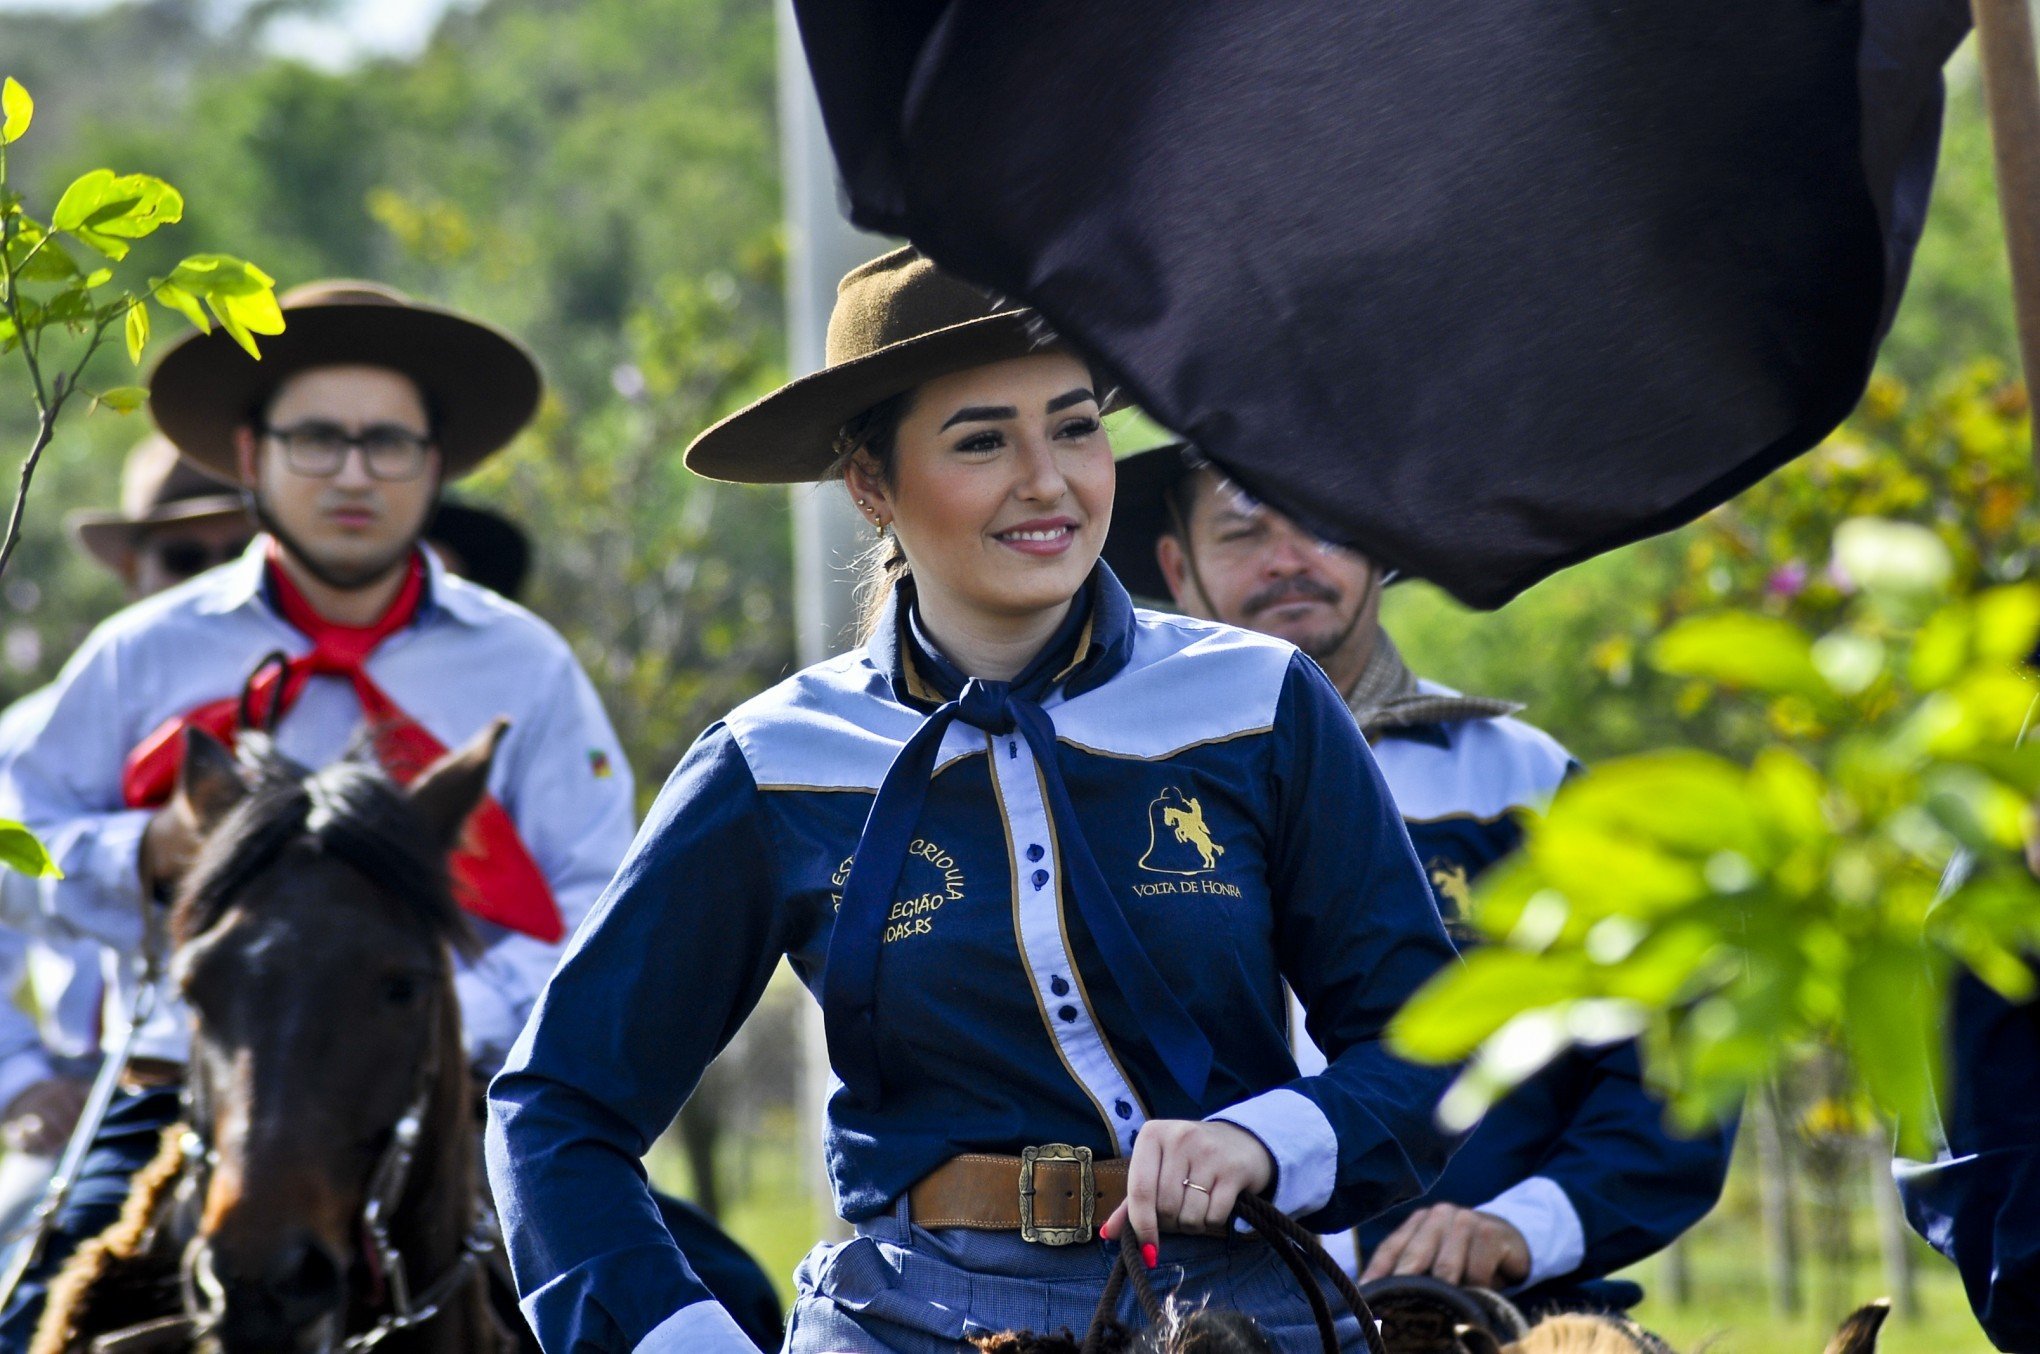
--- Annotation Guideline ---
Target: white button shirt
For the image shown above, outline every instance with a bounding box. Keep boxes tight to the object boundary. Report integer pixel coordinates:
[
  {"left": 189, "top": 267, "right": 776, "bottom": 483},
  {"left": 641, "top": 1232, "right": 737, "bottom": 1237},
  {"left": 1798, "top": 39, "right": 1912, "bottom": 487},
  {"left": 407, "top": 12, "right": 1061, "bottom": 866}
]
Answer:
[{"left": 0, "top": 540, "right": 635, "bottom": 1072}]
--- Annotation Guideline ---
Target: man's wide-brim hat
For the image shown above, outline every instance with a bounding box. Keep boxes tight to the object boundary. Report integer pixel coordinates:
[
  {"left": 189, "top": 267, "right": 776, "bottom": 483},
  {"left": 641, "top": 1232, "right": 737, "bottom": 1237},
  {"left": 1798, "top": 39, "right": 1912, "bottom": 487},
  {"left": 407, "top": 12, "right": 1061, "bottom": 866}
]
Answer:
[
  {"left": 66, "top": 434, "right": 246, "bottom": 572},
  {"left": 1102, "top": 441, "right": 1211, "bottom": 602},
  {"left": 428, "top": 498, "right": 531, "bottom": 603},
  {"left": 150, "top": 279, "right": 542, "bottom": 482},
  {"left": 686, "top": 246, "right": 1080, "bottom": 484}
]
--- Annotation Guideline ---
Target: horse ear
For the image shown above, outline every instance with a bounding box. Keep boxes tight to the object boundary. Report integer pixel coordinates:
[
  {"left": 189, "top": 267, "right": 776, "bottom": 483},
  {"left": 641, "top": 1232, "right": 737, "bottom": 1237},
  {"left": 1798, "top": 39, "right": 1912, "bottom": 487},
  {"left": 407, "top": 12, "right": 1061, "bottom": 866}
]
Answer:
[
  {"left": 1821, "top": 1299, "right": 1891, "bottom": 1354},
  {"left": 407, "top": 718, "right": 509, "bottom": 850},
  {"left": 176, "top": 727, "right": 249, "bottom": 833}
]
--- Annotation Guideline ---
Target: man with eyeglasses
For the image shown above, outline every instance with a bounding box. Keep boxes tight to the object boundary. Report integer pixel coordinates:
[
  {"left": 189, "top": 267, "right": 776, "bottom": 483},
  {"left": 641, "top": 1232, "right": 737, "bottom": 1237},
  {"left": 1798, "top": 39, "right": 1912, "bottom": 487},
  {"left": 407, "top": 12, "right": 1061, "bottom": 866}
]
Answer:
[{"left": 0, "top": 281, "right": 655, "bottom": 1349}]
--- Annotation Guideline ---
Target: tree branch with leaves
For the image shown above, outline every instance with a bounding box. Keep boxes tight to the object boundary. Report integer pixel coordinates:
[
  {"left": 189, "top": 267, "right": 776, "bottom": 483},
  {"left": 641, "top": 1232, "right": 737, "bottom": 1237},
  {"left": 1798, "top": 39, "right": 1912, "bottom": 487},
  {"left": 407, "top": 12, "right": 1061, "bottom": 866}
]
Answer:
[
  {"left": 0, "top": 75, "right": 282, "bottom": 581},
  {"left": 0, "top": 74, "right": 283, "bottom": 880}
]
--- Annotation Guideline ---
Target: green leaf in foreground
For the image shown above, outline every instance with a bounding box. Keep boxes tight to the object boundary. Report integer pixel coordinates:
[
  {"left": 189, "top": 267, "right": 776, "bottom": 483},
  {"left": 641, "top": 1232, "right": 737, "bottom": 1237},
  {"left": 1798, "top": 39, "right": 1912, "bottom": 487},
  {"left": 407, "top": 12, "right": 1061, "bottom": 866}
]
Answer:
[
  {"left": 51, "top": 170, "right": 184, "bottom": 260},
  {"left": 0, "top": 78, "right": 30, "bottom": 145},
  {"left": 0, "top": 821, "right": 59, "bottom": 878},
  {"left": 1651, "top": 613, "right": 1833, "bottom": 702},
  {"left": 94, "top": 386, "right": 148, "bottom": 414},
  {"left": 124, "top": 299, "right": 148, "bottom": 364}
]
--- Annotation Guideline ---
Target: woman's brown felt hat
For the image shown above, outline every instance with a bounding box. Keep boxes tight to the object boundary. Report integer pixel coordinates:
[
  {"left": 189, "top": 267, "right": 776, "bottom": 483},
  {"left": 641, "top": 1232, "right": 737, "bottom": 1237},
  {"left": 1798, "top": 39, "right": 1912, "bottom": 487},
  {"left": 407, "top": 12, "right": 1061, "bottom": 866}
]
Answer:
[
  {"left": 149, "top": 279, "right": 542, "bottom": 483},
  {"left": 67, "top": 434, "right": 246, "bottom": 572},
  {"left": 686, "top": 247, "right": 1069, "bottom": 484}
]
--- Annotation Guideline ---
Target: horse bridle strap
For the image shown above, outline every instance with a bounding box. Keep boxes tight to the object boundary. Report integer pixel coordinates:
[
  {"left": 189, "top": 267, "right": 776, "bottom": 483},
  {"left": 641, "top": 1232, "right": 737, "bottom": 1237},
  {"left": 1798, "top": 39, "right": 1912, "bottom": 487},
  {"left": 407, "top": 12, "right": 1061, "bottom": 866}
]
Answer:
[{"left": 158, "top": 1028, "right": 491, "bottom": 1352}]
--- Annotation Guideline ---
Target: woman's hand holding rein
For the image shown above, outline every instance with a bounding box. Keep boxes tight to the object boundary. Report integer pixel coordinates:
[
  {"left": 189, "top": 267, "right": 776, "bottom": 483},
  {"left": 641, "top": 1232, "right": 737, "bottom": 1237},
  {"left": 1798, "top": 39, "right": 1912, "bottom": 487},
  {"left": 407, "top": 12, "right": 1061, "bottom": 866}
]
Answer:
[{"left": 1100, "top": 1119, "right": 1276, "bottom": 1261}]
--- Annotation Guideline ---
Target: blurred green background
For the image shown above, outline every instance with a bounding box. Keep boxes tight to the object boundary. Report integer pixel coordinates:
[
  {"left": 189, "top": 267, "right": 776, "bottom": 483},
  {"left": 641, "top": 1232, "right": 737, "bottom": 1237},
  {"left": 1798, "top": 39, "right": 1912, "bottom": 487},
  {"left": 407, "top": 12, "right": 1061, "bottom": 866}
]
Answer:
[{"left": 0, "top": 2, "right": 2030, "bottom": 1347}]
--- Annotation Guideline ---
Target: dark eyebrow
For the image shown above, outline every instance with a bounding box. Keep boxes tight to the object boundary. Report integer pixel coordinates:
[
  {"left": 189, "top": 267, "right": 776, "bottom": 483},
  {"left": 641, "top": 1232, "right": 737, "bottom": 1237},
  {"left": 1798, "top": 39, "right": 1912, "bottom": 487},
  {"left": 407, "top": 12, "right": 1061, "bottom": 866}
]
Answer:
[
  {"left": 1046, "top": 387, "right": 1097, "bottom": 413},
  {"left": 940, "top": 404, "right": 1019, "bottom": 431}
]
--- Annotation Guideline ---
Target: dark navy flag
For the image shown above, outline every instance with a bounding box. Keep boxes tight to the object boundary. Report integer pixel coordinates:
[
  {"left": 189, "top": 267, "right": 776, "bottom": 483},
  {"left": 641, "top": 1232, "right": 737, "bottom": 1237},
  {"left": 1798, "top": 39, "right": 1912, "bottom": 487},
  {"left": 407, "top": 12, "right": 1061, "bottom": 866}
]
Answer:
[{"left": 791, "top": 0, "right": 1972, "bottom": 608}]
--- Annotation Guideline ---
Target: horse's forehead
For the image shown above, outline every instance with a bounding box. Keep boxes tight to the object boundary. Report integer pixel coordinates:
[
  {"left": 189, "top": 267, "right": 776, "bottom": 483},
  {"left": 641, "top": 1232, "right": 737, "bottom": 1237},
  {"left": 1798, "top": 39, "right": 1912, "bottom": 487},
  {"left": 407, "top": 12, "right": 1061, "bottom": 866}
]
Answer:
[{"left": 198, "top": 848, "right": 435, "bottom": 958}]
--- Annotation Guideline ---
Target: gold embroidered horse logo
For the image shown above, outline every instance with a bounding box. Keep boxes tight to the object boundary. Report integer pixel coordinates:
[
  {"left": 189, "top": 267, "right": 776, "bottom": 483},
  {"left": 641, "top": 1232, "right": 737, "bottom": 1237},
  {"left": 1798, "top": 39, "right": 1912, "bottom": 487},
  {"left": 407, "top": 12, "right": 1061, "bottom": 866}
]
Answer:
[
  {"left": 1428, "top": 858, "right": 1473, "bottom": 920},
  {"left": 1140, "top": 787, "right": 1226, "bottom": 875}
]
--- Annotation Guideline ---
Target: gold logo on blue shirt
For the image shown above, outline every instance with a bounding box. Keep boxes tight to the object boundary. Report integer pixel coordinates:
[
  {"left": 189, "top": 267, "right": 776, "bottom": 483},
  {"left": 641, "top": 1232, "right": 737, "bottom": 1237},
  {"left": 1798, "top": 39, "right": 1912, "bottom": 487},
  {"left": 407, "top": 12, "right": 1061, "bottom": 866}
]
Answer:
[
  {"left": 1427, "top": 857, "right": 1473, "bottom": 920},
  {"left": 1139, "top": 787, "right": 1226, "bottom": 876},
  {"left": 829, "top": 842, "right": 966, "bottom": 943}
]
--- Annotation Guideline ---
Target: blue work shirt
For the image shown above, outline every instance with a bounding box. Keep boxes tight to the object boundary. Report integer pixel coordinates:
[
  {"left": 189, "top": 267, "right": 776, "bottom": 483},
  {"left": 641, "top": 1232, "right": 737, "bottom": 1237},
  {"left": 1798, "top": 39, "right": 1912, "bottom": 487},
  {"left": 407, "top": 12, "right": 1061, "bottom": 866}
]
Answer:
[
  {"left": 1352, "top": 703, "right": 1734, "bottom": 1305},
  {"left": 1897, "top": 963, "right": 2040, "bottom": 1352},
  {"left": 487, "top": 567, "right": 1461, "bottom": 1353}
]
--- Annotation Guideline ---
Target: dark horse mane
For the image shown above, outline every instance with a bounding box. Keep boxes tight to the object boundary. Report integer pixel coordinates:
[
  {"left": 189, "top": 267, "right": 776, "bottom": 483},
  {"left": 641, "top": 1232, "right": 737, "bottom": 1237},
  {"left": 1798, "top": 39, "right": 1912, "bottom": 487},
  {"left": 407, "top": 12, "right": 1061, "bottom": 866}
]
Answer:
[{"left": 173, "top": 733, "right": 475, "bottom": 955}]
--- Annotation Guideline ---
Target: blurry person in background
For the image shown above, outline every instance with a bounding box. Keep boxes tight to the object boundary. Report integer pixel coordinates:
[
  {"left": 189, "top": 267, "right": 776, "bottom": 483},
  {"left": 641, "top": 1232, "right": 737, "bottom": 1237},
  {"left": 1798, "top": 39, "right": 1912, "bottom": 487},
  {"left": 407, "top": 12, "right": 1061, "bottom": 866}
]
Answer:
[{"left": 0, "top": 435, "right": 252, "bottom": 1244}]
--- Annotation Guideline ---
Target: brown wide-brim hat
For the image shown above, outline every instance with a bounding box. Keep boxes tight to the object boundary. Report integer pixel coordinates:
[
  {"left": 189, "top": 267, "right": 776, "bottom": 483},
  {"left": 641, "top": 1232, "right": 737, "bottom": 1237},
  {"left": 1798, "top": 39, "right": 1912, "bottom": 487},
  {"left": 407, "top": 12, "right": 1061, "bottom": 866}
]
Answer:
[
  {"left": 66, "top": 434, "right": 247, "bottom": 572},
  {"left": 686, "top": 246, "right": 1086, "bottom": 484},
  {"left": 149, "top": 279, "right": 542, "bottom": 483}
]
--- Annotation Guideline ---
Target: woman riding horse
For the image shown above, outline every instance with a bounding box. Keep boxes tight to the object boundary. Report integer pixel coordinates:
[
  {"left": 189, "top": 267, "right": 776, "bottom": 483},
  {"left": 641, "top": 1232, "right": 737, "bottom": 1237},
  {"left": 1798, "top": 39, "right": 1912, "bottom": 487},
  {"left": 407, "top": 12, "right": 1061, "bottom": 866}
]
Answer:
[{"left": 487, "top": 248, "right": 1464, "bottom": 1351}]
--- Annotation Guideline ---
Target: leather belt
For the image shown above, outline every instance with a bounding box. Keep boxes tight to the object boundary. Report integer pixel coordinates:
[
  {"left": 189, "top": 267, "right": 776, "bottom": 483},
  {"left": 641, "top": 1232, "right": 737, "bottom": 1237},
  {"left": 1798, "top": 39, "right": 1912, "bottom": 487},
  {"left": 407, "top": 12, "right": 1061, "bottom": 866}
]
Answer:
[{"left": 906, "top": 1145, "right": 1126, "bottom": 1245}]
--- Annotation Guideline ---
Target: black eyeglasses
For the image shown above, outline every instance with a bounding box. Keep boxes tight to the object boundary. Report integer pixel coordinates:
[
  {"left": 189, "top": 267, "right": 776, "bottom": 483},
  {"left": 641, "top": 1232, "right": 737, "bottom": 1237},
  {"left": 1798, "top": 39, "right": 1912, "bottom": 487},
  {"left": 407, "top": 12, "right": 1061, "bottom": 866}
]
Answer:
[
  {"left": 262, "top": 422, "right": 435, "bottom": 481},
  {"left": 154, "top": 537, "right": 253, "bottom": 581}
]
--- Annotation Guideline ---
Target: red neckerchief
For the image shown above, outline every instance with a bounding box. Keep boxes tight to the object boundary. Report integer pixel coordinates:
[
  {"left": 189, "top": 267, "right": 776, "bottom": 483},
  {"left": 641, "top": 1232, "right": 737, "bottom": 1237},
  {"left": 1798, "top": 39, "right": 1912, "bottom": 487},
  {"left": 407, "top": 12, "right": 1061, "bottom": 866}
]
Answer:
[{"left": 120, "top": 543, "right": 565, "bottom": 942}]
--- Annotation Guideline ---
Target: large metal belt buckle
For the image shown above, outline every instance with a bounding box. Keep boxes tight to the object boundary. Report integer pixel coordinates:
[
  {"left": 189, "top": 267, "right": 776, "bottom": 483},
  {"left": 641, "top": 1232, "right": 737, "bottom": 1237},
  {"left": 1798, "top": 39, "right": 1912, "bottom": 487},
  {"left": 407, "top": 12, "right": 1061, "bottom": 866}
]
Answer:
[{"left": 1018, "top": 1143, "right": 1095, "bottom": 1245}]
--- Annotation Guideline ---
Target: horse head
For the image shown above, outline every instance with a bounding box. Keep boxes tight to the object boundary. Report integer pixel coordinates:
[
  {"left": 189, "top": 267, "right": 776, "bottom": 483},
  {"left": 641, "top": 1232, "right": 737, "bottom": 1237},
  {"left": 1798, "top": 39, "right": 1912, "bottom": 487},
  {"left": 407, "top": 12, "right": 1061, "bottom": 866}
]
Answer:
[{"left": 163, "top": 720, "right": 502, "bottom": 1351}]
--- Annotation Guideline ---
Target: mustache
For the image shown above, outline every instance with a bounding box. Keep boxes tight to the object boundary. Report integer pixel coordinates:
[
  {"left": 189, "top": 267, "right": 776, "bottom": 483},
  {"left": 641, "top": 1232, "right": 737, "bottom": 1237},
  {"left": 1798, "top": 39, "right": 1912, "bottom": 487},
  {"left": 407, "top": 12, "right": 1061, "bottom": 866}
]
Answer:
[{"left": 1243, "top": 576, "right": 1341, "bottom": 615}]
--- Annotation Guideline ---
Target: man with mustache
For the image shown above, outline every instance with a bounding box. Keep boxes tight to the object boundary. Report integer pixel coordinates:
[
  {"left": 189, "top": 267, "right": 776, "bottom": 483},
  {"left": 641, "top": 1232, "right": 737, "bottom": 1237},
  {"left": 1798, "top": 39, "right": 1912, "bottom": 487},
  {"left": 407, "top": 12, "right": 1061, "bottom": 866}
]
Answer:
[{"left": 1104, "top": 444, "right": 1733, "bottom": 1313}]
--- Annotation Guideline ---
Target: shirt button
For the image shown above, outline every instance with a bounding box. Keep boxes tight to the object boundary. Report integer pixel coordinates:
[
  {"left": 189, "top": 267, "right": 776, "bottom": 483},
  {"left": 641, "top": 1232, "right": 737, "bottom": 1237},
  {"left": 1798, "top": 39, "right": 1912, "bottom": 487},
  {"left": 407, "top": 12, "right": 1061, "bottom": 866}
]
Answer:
[
  {"left": 1058, "top": 1005, "right": 1078, "bottom": 1023},
  {"left": 1050, "top": 976, "right": 1069, "bottom": 997},
  {"left": 1032, "top": 869, "right": 1049, "bottom": 890},
  {"left": 1115, "top": 1099, "right": 1134, "bottom": 1120},
  {"left": 1027, "top": 844, "right": 1045, "bottom": 863}
]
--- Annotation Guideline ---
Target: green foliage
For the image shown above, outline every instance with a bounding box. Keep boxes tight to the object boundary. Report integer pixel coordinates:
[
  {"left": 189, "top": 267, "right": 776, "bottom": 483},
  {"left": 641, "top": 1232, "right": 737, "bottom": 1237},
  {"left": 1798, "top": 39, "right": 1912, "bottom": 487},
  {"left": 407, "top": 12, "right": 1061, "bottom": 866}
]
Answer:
[
  {"left": 1, "top": 77, "right": 30, "bottom": 146},
  {"left": 1393, "top": 492, "right": 2040, "bottom": 1151},
  {"left": 0, "top": 75, "right": 282, "bottom": 422},
  {"left": 0, "top": 74, "right": 281, "bottom": 875},
  {"left": 471, "top": 258, "right": 794, "bottom": 805},
  {"left": 0, "top": 819, "right": 58, "bottom": 878}
]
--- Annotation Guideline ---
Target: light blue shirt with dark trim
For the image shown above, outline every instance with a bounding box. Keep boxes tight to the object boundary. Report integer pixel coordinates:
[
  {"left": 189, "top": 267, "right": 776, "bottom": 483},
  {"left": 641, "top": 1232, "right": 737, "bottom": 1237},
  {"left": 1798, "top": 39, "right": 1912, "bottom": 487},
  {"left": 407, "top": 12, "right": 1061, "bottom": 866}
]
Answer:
[
  {"left": 0, "top": 539, "right": 636, "bottom": 1073},
  {"left": 486, "top": 566, "right": 1462, "bottom": 1354}
]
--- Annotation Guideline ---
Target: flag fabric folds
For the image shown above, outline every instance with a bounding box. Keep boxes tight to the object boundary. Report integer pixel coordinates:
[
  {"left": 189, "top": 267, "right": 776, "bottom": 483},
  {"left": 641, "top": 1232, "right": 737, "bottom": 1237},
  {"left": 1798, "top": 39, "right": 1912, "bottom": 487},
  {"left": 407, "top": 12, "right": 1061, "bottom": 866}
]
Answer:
[{"left": 791, "top": 0, "right": 1972, "bottom": 608}]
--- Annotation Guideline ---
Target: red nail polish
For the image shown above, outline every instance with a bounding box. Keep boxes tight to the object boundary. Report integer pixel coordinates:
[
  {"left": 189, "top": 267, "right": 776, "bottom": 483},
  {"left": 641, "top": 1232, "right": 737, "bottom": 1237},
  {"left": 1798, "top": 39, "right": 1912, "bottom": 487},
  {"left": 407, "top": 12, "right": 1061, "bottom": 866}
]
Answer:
[{"left": 1142, "top": 1242, "right": 1159, "bottom": 1270}]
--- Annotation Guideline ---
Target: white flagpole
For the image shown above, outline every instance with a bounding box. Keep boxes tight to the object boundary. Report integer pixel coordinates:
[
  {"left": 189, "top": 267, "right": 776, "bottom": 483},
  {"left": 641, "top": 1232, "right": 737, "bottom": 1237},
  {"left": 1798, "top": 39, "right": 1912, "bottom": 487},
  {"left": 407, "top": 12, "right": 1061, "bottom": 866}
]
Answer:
[{"left": 776, "top": 0, "right": 886, "bottom": 1243}]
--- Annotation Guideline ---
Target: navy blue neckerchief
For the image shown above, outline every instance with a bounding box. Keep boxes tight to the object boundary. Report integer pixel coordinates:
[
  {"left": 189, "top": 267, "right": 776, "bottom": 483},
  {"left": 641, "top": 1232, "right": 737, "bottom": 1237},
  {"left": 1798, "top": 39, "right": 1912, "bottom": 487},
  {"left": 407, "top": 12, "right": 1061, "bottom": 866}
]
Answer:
[{"left": 823, "top": 564, "right": 1216, "bottom": 1110}]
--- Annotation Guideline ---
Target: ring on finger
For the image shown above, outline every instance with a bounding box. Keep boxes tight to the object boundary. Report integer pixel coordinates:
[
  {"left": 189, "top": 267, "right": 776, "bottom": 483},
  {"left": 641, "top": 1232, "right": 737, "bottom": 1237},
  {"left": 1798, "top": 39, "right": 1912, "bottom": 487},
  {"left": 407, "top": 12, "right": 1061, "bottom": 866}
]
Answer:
[{"left": 1182, "top": 1178, "right": 1210, "bottom": 1197}]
